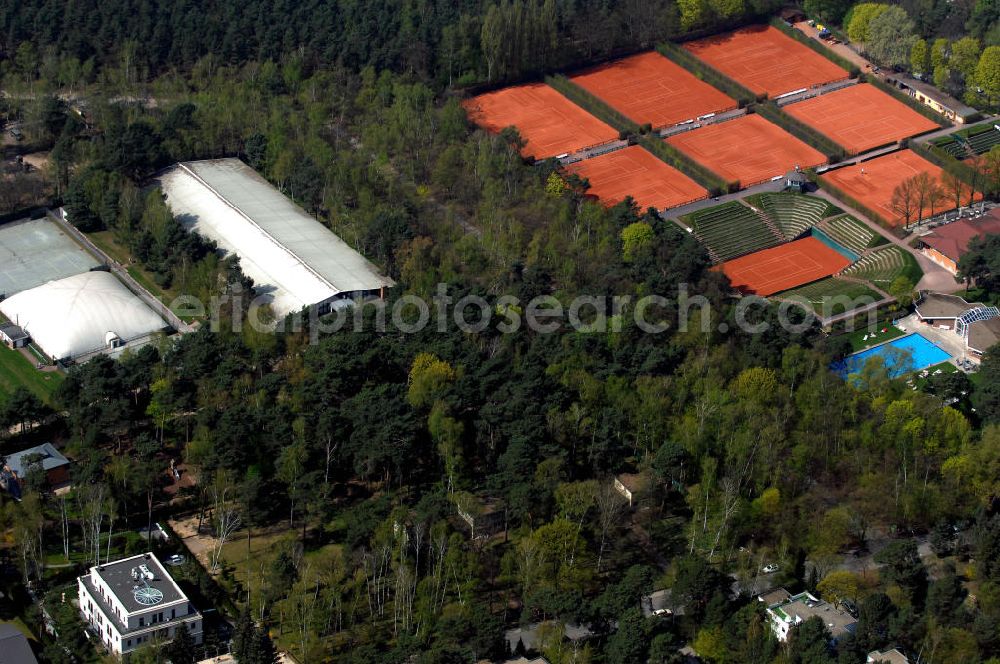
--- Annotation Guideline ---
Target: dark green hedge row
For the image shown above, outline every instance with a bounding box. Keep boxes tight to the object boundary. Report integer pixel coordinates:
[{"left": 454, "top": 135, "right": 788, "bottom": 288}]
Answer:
[
  {"left": 655, "top": 42, "right": 758, "bottom": 106},
  {"left": 0, "top": 204, "right": 56, "bottom": 228},
  {"left": 809, "top": 169, "right": 892, "bottom": 227},
  {"left": 862, "top": 74, "right": 950, "bottom": 128},
  {"left": 545, "top": 75, "right": 641, "bottom": 136},
  {"left": 638, "top": 135, "right": 732, "bottom": 195},
  {"left": 899, "top": 248, "right": 924, "bottom": 285},
  {"left": 955, "top": 121, "right": 999, "bottom": 139},
  {"left": 767, "top": 18, "right": 859, "bottom": 77},
  {"left": 754, "top": 103, "right": 846, "bottom": 161}
]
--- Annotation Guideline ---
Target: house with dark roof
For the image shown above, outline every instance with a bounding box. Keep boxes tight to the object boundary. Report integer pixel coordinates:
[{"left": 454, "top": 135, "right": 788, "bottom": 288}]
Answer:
[
  {"left": 918, "top": 213, "right": 1000, "bottom": 275},
  {"left": 867, "top": 647, "right": 910, "bottom": 664},
  {"left": 785, "top": 168, "right": 809, "bottom": 193},
  {"left": 0, "top": 322, "right": 29, "bottom": 350},
  {"left": 914, "top": 292, "right": 985, "bottom": 330},
  {"left": 0, "top": 623, "right": 38, "bottom": 664},
  {"left": 967, "top": 317, "right": 1000, "bottom": 357},
  {"left": 893, "top": 74, "right": 979, "bottom": 124},
  {"left": 614, "top": 471, "right": 649, "bottom": 508},
  {"left": 1, "top": 443, "right": 71, "bottom": 498}
]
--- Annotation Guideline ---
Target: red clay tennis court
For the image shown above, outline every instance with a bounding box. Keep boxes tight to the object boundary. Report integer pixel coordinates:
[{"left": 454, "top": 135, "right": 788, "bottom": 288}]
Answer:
[
  {"left": 718, "top": 236, "right": 852, "bottom": 295},
  {"left": 665, "top": 114, "right": 826, "bottom": 187},
  {"left": 463, "top": 83, "right": 619, "bottom": 160},
  {"left": 819, "top": 149, "right": 977, "bottom": 226},
  {"left": 783, "top": 84, "right": 939, "bottom": 154},
  {"left": 563, "top": 145, "right": 708, "bottom": 210},
  {"left": 570, "top": 51, "right": 737, "bottom": 129},
  {"left": 683, "top": 25, "right": 849, "bottom": 97}
]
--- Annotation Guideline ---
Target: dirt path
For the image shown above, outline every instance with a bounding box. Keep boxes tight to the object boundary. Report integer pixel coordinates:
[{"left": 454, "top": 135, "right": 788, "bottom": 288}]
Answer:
[{"left": 168, "top": 514, "right": 215, "bottom": 569}]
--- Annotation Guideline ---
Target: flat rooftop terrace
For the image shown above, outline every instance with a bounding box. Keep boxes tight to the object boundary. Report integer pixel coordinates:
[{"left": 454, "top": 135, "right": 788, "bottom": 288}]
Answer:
[{"left": 85, "top": 553, "right": 186, "bottom": 615}]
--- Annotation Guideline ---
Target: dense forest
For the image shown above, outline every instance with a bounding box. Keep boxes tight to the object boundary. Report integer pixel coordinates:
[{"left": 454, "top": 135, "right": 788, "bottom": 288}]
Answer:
[
  {"left": 2, "top": 1, "right": 1000, "bottom": 663},
  {"left": 0, "top": 0, "right": 788, "bottom": 90},
  {"left": 804, "top": 0, "right": 1000, "bottom": 106}
]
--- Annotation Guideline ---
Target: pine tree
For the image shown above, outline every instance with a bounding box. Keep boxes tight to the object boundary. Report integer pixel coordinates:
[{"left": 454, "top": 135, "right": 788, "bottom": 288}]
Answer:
[
  {"left": 253, "top": 628, "right": 280, "bottom": 664},
  {"left": 232, "top": 608, "right": 256, "bottom": 661},
  {"left": 164, "top": 623, "right": 196, "bottom": 664}
]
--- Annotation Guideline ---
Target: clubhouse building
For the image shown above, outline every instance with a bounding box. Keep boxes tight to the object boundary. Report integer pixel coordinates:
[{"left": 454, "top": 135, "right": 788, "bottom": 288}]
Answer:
[{"left": 914, "top": 292, "right": 1000, "bottom": 358}]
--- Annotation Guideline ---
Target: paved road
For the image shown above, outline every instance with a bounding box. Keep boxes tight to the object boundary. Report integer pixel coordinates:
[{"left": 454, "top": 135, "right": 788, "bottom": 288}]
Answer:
[
  {"left": 47, "top": 209, "right": 193, "bottom": 333},
  {"left": 791, "top": 21, "right": 871, "bottom": 71},
  {"left": 664, "top": 179, "right": 786, "bottom": 224},
  {"left": 809, "top": 189, "right": 962, "bottom": 293}
]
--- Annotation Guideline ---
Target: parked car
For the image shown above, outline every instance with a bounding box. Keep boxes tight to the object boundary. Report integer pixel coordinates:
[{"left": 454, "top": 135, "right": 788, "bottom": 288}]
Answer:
[
  {"left": 164, "top": 554, "right": 186, "bottom": 566},
  {"left": 762, "top": 563, "right": 780, "bottom": 574}
]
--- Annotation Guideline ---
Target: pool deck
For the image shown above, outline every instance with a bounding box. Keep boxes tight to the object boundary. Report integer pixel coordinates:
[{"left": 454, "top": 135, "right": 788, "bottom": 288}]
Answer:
[
  {"left": 845, "top": 331, "right": 920, "bottom": 358},
  {"left": 838, "top": 327, "right": 954, "bottom": 377},
  {"left": 896, "top": 313, "right": 976, "bottom": 364}
]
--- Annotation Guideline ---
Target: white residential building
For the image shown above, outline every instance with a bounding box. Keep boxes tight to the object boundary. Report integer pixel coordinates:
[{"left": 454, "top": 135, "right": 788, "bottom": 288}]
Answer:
[
  {"left": 78, "top": 552, "right": 202, "bottom": 655},
  {"left": 760, "top": 589, "right": 856, "bottom": 643}
]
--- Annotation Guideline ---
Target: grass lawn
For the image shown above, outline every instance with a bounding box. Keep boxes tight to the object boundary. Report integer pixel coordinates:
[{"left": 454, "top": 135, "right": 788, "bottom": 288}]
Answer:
[
  {"left": 87, "top": 231, "right": 126, "bottom": 263},
  {"left": 0, "top": 342, "right": 63, "bottom": 405},
  {"left": 219, "top": 527, "right": 346, "bottom": 578},
  {"left": 89, "top": 231, "right": 167, "bottom": 299},
  {"left": 910, "top": 361, "right": 960, "bottom": 391},
  {"left": 836, "top": 324, "right": 907, "bottom": 352},
  {"left": 776, "top": 277, "right": 885, "bottom": 318},
  {"left": 216, "top": 527, "right": 296, "bottom": 593}
]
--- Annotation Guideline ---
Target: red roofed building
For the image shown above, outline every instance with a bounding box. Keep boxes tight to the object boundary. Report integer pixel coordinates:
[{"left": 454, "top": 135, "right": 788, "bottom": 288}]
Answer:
[{"left": 919, "top": 212, "right": 1000, "bottom": 275}]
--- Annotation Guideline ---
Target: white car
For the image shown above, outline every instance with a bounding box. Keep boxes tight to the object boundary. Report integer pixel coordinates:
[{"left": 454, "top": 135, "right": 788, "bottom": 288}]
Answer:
[
  {"left": 164, "top": 554, "right": 186, "bottom": 566},
  {"left": 761, "top": 563, "right": 779, "bottom": 574}
]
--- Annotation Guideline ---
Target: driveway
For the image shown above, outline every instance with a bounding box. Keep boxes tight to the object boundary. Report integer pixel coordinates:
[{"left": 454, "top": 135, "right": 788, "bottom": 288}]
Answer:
[
  {"left": 792, "top": 21, "right": 871, "bottom": 70},
  {"left": 168, "top": 514, "right": 215, "bottom": 570}
]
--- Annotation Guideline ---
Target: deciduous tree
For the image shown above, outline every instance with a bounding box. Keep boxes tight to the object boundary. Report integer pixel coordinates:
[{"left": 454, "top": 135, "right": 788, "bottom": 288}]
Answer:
[
  {"left": 890, "top": 175, "right": 919, "bottom": 228},
  {"left": 866, "top": 6, "right": 917, "bottom": 68}
]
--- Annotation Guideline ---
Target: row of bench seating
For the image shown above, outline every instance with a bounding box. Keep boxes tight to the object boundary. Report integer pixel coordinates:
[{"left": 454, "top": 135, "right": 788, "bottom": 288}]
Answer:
[
  {"left": 823, "top": 215, "right": 875, "bottom": 255},
  {"left": 687, "top": 202, "right": 782, "bottom": 261},
  {"left": 754, "top": 193, "right": 834, "bottom": 241},
  {"left": 840, "top": 246, "right": 907, "bottom": 284}
]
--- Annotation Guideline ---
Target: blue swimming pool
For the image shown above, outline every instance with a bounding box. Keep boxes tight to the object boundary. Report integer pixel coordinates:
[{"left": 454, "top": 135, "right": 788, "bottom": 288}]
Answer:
[{"left": 834, "top": 333, "right": 952, "bottom": 378}]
